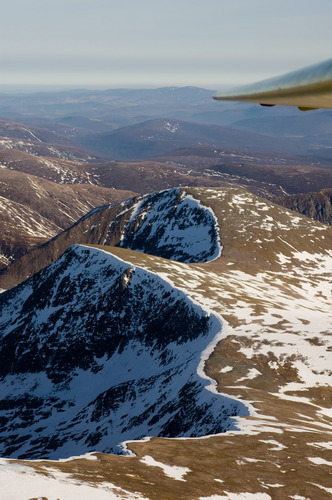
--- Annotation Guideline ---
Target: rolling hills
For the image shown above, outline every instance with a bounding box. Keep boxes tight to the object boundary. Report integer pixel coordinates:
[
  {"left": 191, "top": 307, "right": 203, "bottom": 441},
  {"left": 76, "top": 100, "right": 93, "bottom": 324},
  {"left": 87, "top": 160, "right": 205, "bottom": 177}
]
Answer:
[
  {"left": 77, "top": 118, "right": 309, "bottom": 160},
  {"left": 0, "top": 163, "right": 136, "bottom": 268},
  {"left": 1, "top": 115, "right": 332, "bottom": 271}
]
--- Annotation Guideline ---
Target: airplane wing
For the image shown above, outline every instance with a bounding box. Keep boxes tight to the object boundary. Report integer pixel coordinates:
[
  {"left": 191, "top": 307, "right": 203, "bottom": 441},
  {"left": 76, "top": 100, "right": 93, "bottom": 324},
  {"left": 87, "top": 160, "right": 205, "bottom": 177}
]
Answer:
[{"left": 213, "top": 58, "right": 332, "bottom": 110}]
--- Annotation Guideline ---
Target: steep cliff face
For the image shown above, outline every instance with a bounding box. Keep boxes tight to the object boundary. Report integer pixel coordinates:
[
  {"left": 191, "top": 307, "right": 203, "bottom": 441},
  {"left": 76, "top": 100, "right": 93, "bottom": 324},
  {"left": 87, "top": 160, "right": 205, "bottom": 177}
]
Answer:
[
  {"left": 118, "top": 189, "right": 221, "bottom": 262},
  {"left": 0, "top": 245, "right": 247, "bottom": 459},
  {"left": 275, "top": 188, "right": 332, "bottom": 225}
]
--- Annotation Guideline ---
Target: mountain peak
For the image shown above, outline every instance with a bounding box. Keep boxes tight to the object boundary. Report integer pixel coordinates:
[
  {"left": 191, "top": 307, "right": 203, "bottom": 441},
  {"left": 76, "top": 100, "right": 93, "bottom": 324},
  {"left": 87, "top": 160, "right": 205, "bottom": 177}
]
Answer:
[
  {"left": 0, "top": 244, "right": 247, "bottom": 459},
  {"left": 0, "top": 188, "right": 222, "bottom": 289}
]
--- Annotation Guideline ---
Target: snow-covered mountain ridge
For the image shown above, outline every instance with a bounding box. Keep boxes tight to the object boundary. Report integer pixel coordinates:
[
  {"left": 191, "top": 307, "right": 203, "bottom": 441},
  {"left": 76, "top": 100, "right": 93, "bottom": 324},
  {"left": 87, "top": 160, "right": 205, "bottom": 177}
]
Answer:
[
  {"left": 0, "top": 188, "right": 227, "bottom": 458},
  {"left": 0, "top": 244, "right": 247, "bottom": 459},
  {"left": 0, "top": 188, "right": 221, "bottom": 289},
  {"left": 118, "top": 188, "right": 221, "bottom": 262}
]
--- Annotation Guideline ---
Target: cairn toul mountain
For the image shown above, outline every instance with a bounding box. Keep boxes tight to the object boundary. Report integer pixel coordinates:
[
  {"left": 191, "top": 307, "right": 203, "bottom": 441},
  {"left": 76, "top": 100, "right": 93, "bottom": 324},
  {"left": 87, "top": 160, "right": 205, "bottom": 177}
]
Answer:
[
  {"left": 0, "top": 245, "right": 247, "bottom": 459},
  {"left": 0, "top": 188, "right": 221, "bottom": 289}
]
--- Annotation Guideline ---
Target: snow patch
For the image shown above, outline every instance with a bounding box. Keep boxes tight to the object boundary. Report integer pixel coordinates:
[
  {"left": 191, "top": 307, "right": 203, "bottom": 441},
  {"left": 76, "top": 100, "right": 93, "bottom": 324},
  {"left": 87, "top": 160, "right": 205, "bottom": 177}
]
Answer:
[
  {"left": 140, "top": 455, "right": 190, "bottom": 481},
  {"left": 199, "top": 493, "right": 271, "bottom": 499},
  {"left": 0, "top": 459, "right": 144, "bottom": 500},
  {"left": 308, "top": 457, "right": 332, "bottom": 466}
]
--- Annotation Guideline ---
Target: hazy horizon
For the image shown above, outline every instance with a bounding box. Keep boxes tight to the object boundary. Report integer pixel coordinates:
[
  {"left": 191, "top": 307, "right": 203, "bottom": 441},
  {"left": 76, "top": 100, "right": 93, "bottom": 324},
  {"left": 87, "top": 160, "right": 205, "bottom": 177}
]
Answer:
[
  {"left": 2, "top": 1, "right": 332, "bottom": 92},
  {"left": 0, "top": 83, "right": 221, "bottom": 95}
]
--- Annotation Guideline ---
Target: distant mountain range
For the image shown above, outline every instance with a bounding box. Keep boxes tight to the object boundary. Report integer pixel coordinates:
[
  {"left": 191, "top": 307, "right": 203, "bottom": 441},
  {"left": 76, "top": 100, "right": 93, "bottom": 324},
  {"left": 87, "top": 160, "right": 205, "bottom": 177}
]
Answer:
[
  {"left": 1, "top": 86, "right": 331, "bottom": 156},
  {"left": 78, "top": 118, "right": 309, "bottom": 160}
]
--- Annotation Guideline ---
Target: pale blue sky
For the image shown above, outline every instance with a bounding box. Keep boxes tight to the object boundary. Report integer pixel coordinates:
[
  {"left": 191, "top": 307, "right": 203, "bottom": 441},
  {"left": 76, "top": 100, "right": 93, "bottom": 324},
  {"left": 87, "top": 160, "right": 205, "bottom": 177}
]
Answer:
[{"left": 2, "top": 0, "right": 332, "bottom": 90}]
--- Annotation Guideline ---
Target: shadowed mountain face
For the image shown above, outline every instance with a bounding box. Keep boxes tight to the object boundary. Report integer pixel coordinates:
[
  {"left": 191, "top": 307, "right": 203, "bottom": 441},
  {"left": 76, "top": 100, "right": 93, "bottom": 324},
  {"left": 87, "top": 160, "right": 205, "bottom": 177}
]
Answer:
[
  {"left": 118, "top": 189, "right": 221, "bottom": 262},
  {"left": 276, "top": 188, "right": 332, "bottom": 226},
  {"left": 0, "top": 188, "right": 221, "bottom": 289},
  {"left": 0, "top": 245, "right": 248, "bottom": 459}
]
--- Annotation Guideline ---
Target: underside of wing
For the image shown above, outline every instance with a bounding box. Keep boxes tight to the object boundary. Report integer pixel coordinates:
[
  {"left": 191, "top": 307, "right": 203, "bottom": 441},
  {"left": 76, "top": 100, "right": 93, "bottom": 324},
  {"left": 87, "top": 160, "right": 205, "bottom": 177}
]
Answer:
[{"left": 214, "top": 58, "right": 332, "bottom": 110}]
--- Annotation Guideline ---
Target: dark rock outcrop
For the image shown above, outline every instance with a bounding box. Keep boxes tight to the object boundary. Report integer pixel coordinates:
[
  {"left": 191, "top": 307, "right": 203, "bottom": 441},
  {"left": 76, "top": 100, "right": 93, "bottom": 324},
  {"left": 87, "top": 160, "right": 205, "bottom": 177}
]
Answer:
[{"left": 275, "top": 188, "right": 332, "bottom": 226}]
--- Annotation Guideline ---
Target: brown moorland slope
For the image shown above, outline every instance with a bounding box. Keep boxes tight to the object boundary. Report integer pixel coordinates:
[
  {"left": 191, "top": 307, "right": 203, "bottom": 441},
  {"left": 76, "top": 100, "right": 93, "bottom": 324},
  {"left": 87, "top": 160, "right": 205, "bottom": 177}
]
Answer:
[{"left": 0, "top": 167, "right": 136, "bottom": 268}]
